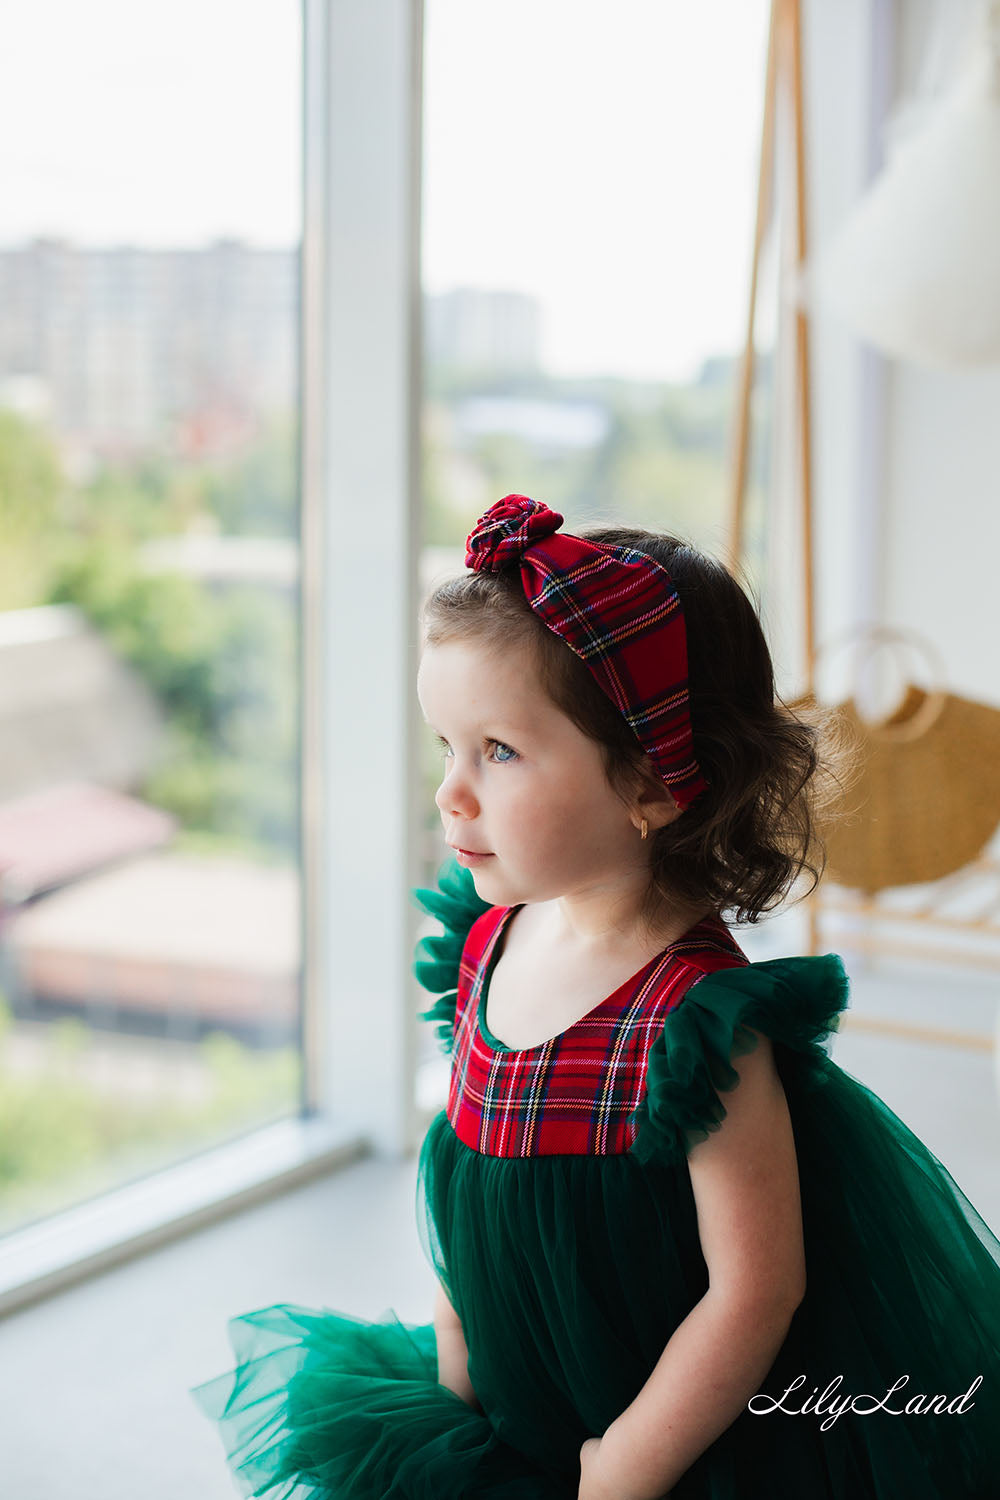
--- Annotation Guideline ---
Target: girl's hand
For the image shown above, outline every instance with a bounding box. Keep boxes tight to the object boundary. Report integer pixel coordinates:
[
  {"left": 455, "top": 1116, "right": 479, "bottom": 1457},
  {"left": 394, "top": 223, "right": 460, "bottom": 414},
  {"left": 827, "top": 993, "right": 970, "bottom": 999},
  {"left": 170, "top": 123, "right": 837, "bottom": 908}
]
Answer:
[{"left": 578, "top": 1437, "right": 673, "bottom": 1500}]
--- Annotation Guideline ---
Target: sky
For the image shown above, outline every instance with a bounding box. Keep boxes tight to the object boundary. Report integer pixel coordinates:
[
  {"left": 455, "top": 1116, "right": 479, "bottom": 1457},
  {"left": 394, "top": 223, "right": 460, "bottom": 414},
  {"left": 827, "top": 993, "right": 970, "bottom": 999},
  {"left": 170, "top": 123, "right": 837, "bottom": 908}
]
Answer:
[
  {"left": 0, "top": 0, "right": 769, "bottom": 382},
  {"left": 424, "top": 1, "right": 770, "bottom": 379}
]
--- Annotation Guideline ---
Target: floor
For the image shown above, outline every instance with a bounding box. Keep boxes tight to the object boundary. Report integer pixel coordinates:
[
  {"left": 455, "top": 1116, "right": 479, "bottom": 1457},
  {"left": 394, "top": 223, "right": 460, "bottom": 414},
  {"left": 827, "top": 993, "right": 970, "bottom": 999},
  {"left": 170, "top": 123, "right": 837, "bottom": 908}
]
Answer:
[{"left": 1, "top": 943, "right": 997, "bottom": 1500}]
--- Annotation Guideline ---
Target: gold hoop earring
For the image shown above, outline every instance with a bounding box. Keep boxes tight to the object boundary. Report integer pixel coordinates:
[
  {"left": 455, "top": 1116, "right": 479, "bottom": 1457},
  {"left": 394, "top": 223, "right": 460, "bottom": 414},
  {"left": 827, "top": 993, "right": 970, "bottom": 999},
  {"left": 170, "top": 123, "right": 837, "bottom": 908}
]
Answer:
[{"left": 640, "top": 818, "right": 648, "bottom": 841}]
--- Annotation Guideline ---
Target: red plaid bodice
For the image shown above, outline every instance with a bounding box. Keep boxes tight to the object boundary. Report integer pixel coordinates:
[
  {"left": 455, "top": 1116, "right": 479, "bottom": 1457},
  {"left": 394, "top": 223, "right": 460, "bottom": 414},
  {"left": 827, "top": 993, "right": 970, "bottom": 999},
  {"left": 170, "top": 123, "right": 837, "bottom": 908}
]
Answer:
[{"left": 445, "top": 902, "right": 748, "bottom": 1158}]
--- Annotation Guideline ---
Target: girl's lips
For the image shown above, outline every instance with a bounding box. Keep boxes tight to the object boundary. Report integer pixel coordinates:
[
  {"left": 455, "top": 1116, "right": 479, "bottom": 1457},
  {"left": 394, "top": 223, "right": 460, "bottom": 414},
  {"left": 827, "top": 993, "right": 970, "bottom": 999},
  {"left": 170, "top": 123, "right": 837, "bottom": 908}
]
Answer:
[{"left": 452, "top": 847, "right": 494, "bottom": 864}]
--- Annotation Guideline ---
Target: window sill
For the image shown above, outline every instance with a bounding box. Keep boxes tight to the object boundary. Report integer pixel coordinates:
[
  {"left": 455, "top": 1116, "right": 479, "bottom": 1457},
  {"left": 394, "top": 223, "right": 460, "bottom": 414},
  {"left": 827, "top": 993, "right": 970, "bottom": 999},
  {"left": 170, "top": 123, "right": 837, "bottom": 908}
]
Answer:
[{"left": 0, "top": 1114, "right": 369, "bottom": 1318}]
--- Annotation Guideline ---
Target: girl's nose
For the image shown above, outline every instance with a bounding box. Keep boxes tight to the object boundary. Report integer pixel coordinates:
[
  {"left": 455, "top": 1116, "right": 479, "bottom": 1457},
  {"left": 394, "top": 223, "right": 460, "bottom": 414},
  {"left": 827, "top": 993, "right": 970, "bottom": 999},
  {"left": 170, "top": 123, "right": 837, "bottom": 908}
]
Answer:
[{"left": 434, "top": 766, "right": 479, "bottom": 821}]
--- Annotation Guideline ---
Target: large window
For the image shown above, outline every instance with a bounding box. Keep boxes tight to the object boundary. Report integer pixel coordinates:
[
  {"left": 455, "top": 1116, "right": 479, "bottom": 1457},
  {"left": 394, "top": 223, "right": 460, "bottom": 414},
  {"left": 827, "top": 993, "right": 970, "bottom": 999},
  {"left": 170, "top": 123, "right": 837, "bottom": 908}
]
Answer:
[
  {"left": 0, "top": 0, "right": 780, "bottom": 1267},
  {"left": 0, "top": 2, "right": 303, "bottom": 1237}
]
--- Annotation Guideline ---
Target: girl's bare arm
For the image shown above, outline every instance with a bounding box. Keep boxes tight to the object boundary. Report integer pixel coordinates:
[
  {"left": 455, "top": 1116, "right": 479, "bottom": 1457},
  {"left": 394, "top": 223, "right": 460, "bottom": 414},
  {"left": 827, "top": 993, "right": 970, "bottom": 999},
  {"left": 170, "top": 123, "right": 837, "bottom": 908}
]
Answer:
[
  {"left": 579, "top": 1031, "right": 806, "bottom": 1500},
  {"left": 434, "top": 1283, "right": 483, "bottom": 1411}
]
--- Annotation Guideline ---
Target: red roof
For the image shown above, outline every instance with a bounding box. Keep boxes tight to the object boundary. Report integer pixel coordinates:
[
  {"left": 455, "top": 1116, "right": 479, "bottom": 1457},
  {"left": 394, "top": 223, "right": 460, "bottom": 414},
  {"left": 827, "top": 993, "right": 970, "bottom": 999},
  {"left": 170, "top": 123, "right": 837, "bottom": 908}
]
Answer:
[{"left": 0, "top": 782, "right": 176, "bottom": 904}]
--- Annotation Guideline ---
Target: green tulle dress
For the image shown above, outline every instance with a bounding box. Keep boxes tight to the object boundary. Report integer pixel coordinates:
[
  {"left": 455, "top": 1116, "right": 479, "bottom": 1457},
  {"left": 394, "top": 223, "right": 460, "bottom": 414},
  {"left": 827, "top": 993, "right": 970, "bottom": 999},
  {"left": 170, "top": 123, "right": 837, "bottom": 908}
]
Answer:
[{"left": 190, "top": 858, "right": 1000, "bottom": 1498}]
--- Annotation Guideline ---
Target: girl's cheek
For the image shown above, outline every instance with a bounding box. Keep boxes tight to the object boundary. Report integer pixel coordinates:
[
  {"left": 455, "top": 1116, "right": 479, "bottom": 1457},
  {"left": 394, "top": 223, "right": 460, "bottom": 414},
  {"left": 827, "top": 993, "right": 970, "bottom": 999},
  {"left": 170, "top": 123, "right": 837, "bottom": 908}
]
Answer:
[{"left": 501, "top": 783, "right": 533, "bottom": 820}]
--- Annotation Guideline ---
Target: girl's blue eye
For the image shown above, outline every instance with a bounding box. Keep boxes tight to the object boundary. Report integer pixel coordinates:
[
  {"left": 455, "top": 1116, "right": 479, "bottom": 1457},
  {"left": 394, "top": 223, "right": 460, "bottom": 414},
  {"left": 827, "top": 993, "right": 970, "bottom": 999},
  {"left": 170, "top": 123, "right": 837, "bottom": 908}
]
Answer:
[{"left": 432, "top": 735, "right": 518, "bottom": 764}]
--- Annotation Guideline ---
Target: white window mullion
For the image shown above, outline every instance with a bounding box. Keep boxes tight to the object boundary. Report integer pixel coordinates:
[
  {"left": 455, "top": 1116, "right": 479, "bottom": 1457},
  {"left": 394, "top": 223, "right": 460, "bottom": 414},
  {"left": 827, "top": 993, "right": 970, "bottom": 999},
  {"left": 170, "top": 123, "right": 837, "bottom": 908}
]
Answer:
[{"left": 304, "top": 0, "right": 425, "bottom": 1157}]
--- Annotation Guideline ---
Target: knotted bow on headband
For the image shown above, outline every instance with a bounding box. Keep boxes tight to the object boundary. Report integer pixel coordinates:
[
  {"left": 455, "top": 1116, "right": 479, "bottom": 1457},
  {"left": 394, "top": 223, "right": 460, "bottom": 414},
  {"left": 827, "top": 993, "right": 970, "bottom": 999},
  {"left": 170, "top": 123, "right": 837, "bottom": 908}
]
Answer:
[{"left": 465, "top": 495, "right": 708, "bottom": 811}]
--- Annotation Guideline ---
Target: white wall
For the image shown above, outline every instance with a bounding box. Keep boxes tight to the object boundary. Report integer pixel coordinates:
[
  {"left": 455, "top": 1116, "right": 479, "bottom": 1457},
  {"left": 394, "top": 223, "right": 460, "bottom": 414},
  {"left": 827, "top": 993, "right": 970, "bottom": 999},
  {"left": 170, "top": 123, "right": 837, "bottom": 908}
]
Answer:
[
  {"left": 881, "top": 0, "right": 1000, "bottom": 705},
  {"left": 796, "top": 0, "right": 1000, "bottom": 709}
]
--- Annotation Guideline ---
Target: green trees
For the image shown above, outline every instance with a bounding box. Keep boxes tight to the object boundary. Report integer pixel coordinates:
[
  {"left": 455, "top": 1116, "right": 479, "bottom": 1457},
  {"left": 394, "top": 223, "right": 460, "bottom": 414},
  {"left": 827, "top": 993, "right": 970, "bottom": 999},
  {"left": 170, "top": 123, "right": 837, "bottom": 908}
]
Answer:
[
  {"left": 0, "top": 362, "right": 765, "bottom": 854},
  {"left": 0, "top": 410, "right": 301, "bottom": 857},
  {"left": 0, "top": 409, "right": 64, "bottom": 608},
  {"left": 420, "top": 358, "right": 770, "bottom": 551},
  {"left": 0, "top": 992, "right": 299, "bottom": 1235}
]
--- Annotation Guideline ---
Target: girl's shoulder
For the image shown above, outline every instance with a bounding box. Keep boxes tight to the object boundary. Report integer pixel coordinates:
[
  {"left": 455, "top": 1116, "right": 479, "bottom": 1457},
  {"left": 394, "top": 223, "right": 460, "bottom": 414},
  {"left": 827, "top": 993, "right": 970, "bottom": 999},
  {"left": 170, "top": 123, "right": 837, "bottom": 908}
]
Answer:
[{"left": 630, "top": 949, "right": 851, "bottom": 1165}]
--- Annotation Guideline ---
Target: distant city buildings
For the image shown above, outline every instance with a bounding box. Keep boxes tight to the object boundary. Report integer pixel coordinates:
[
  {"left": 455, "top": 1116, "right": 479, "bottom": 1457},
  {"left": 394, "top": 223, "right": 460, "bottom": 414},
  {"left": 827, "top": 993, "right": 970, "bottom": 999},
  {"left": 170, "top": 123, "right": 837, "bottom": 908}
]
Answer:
[
  {"left": 0, "top": 242, "right": 547, "bottom": 466},
  {"left": 0, "top": 238, "right": 298, "bottom": 465},
  {"left": 451, "top": 394, "right": 609, "bottom": 452},
  {"left": 424, "top": 286, "right": 542, "bottom": 374}
]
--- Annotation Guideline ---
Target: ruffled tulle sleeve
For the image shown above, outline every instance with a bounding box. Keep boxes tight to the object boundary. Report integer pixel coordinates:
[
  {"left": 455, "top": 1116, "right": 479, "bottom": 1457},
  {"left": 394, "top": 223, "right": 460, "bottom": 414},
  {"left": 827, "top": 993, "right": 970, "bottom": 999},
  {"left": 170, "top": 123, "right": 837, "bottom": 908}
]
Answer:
[
  {"left": 630, "top": 953, "right": 851, "bottom": 1164},
  {"left": 411, "top": 854, "right": 492, "bottom": 1056}
]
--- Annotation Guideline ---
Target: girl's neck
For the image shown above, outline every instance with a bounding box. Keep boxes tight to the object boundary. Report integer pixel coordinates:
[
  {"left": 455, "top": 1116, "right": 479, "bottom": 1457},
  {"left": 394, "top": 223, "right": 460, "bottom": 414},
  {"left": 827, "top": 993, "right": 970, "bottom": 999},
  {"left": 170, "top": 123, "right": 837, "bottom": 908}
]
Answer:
[{"left": 534, "top": 887, "right": 715, "bottom": 963}]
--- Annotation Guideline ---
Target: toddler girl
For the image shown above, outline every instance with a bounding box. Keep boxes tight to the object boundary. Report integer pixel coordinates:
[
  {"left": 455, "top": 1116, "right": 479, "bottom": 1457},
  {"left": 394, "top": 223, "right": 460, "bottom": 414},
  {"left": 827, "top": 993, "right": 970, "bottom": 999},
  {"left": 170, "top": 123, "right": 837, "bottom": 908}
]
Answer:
[{"left": 192, "top": 494, "right": 1000, "bottom": 1499}]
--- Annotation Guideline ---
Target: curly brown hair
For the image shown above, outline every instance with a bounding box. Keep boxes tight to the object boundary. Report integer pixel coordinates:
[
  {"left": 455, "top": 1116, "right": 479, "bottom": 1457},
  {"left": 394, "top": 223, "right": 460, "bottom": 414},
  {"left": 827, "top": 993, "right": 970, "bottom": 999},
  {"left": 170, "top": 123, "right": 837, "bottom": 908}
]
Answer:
[{"left": 419, "top": 522, "right": 852, "bottom": 932}]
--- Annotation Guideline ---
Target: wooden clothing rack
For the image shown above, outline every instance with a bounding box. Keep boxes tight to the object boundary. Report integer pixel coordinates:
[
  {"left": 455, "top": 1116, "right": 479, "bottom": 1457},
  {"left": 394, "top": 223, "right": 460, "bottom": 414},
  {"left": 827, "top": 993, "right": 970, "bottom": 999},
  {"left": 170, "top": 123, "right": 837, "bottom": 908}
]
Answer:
[{"left": 726, "top": 0, "right": 815, "bottom": 690}]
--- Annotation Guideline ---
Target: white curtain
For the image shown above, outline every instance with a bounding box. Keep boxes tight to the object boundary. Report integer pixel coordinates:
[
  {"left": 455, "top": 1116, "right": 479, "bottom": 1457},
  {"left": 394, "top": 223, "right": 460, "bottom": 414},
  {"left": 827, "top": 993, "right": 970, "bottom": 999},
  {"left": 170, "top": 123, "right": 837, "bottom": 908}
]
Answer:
[{"left": 802, "top": 0, "right": 1000, "bottom": 369}]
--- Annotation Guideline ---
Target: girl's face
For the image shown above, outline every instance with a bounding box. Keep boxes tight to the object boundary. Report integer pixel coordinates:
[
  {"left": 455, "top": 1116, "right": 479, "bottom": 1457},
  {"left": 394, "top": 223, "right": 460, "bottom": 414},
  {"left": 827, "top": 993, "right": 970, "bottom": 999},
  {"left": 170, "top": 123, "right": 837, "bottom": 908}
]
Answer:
[{"left": 417, "top": 637, "right": 665, "bottom": 911}]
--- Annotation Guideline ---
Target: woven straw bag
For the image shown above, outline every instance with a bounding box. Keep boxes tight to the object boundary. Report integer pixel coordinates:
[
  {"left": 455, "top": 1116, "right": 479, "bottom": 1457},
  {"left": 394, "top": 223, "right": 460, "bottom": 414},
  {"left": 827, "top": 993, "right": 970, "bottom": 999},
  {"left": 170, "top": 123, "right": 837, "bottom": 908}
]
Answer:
[{"left": 792, "top": 627, "right": 1000, "bottom": 894}]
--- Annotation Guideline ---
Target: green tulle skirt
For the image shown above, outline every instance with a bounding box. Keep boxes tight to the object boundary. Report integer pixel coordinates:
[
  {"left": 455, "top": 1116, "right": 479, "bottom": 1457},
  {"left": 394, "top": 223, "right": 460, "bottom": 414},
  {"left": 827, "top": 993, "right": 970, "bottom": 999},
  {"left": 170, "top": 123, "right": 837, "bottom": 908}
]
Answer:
[
  {"left": 189, "top": 1300, "right": 568, "bottom": 1500},
  {"left": 191, "top": 1081, "right": 1000, "bottom": 1498},
  {"left": 191, "top": 954, "right": 1000, "bottom": 1498}
]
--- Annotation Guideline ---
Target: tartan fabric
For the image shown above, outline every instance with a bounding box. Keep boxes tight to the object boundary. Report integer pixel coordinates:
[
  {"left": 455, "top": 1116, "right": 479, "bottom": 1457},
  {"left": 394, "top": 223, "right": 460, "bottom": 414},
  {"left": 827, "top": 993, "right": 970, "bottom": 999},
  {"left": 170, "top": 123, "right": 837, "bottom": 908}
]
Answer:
[
  {"left": 445, "top": 902, "right": 749, "bottom": 1158},
  {"left": 464, "top": 494, "right": 709, "bottom": 811}
]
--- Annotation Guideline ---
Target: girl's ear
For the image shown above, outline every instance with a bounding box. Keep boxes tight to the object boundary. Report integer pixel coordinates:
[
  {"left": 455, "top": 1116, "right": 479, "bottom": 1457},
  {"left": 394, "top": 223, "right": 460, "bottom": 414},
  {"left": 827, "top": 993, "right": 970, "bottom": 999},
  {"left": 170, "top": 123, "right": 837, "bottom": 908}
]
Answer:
[{"left": 631, "top": 763, "right": 683, "bottom": 833}]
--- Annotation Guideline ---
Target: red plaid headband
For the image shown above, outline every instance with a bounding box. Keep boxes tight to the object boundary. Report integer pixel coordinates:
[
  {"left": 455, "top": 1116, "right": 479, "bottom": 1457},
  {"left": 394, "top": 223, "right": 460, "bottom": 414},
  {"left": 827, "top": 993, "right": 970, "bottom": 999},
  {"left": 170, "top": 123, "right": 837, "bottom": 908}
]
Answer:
[{"left": 464, "top": 494, "right": 708, "bottom": 811}]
